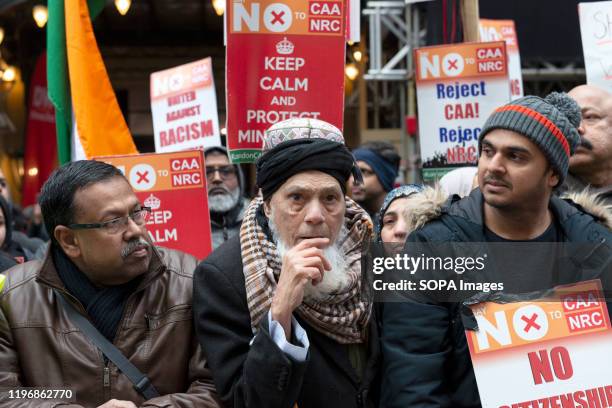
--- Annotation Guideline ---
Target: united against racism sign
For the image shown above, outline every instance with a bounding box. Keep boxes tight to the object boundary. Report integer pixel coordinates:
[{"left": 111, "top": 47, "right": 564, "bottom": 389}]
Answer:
[{"left": 150, "top": 58, "right": 222, "bottom": 153}]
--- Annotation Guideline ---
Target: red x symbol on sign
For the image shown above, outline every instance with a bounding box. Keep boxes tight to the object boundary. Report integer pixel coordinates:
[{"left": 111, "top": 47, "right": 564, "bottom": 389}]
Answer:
[
  {"left": 136, "top": 171, "right": 150, "bottom": 184},
  {"left": 271, "top": 11, "right": 285, "bottom": 25},
  {"left": 521, "top": 313, "right": 541, "bottom": 332},
  {"left": 447, "top": 59, "right": 458, "bottom": 70}
]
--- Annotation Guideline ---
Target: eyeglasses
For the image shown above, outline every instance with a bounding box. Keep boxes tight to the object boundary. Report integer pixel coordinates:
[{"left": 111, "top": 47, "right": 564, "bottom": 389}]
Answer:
[
  {"left": 205, "top": 165, "right": 236, "bottom": 180},
  {"left": 68, "top": 207, "right": 151, "bottom": 234}
]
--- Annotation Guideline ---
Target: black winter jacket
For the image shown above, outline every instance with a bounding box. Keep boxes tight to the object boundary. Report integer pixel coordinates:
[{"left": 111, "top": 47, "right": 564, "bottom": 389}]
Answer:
[
  {"left": 380, "top": 189, "right": 612, "bottom": 407},
  {"left": 194, "top": 236, "right": 381, "bottom": 408}
]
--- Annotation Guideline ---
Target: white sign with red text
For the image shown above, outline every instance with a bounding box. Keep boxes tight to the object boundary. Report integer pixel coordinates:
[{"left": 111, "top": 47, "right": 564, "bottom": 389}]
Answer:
[
  {"left": 579, "top": 1, "right": 612, "bottom": 93},
  {"left": 415, "top": 42, "right": 510, "bottom": 182},
  {"left": 479, "top": 19, "right": 523, "bottom": 100},
  {"left": 466, "top": 280, "right": 612, "bottom": 407},
  {"left": 150, "top": 57, "right": 221, "bottom": 153}
]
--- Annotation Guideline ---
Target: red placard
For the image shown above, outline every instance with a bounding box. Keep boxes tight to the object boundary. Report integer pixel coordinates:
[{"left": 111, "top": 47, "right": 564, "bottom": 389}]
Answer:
[
  {"left": 226, "top": 0, "right": 347, "bottom": 163},
  {"left": 98, "top": 150, "right": 212, "bottom": 260}
]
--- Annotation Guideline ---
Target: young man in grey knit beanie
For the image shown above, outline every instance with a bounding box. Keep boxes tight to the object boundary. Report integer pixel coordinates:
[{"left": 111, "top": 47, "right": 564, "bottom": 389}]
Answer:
[
  {"left": 380, "top": 93, "right": 612, "bottom": 407},
  {"left": 476, "top": 92, "right": 581, "bottom": 238}
]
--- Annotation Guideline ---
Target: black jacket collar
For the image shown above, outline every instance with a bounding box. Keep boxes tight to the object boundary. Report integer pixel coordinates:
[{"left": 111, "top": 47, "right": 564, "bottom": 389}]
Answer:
[{"left": 441, "top": 188, "right": 609, "bottom": 243}]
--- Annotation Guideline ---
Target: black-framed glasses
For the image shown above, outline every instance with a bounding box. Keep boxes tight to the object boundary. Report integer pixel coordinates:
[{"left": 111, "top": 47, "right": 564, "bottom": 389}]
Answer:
[
  {"left": 205, "top": 165, "right": 236, "bottom": 180},
  {"left": 68, "top": 207, "right": 151, "bottom": 234}
]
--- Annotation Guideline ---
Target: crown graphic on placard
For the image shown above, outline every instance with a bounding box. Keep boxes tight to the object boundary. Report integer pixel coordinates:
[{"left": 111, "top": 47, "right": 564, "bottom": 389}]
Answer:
[
  {"left": 276, "top": 37, "right": 294, "bottom": 55},
  {"left": 144, "top": 194, "right": 161, "bottom": 210}
]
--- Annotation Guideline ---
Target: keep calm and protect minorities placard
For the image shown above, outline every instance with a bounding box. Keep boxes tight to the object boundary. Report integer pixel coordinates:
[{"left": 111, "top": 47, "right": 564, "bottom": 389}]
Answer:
[
  {"left": 101, "top": 151, "right": 213, "bottom": 260},
  {"left": 466, "top": 280, "right": 612, "bottom": 407},
  {"left": 226, "top": 0, "right": 347, "bottom": 163},
  {"left": 150, "top": 58, "right": 222, "bottom": 153},
  {"left": 579, "top": 1, "right": 612, "bottom": 93},
  {"left": 415, "top": 41, "right": 510, "bottom": 182}
]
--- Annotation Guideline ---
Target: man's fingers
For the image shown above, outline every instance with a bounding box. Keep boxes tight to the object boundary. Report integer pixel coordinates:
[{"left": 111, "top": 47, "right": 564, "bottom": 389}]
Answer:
[
  {"left": 301, "top": 256, "right": 329, "bottom": 275},
  {"left": 97, "top": 400, "right": 137, "bottom": 408},
  {"left": 116, "top": 402, "right": 137, "bottom": 408},
  {"left": 299, "top": 247, "right": 324, "bottom": 258},
  {"left": 299, "top": 247, "right": 332, "bottom": 271},
  {"left": 295, "top": 237, "right": 330, "bottom": 250},
  {"left": 307, "top": 252, "right": 332, "bottom": 272},
  {"left": 299, "top": 266, "right": 323, "bottom": 285}
]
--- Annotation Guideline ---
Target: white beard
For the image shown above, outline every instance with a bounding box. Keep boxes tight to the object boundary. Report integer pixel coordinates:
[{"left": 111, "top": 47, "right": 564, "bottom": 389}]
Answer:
[
  {"left": 208, "top": 187, "right": 240, "bottom": 213},
  {"left": 269, "top": 215, "right": 351, "bottom": 301}
]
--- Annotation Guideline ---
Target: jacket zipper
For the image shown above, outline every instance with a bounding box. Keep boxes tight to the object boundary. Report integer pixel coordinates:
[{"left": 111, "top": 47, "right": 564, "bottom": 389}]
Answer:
[
  {"left": 103, "top": 365, "right": 111, "bottom": 402},
  {"left": 103, "top": 367, "right": 110, "bottom": 387}
]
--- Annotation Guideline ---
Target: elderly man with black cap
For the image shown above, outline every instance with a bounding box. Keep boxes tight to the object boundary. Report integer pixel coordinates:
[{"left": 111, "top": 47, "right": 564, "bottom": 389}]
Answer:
[{"left": 194, "top": 118, "right": 380, "bottom": 408}]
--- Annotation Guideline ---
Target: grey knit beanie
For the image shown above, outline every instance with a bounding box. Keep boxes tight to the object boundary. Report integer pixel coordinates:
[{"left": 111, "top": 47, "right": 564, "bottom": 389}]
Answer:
[{"left": 478, "top": 92, "right": 581, "bottom": 184}]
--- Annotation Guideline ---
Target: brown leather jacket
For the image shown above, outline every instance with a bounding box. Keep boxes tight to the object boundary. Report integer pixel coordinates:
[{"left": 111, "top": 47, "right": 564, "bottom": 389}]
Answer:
[{"left": 0, "top": 246, "right": 220, "bottom": 408}]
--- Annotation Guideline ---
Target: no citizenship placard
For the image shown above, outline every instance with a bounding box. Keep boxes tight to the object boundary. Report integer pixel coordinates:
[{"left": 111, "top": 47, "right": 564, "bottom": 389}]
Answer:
[{"left": 466, "top": 280, "right": 612, "bottom": 407}]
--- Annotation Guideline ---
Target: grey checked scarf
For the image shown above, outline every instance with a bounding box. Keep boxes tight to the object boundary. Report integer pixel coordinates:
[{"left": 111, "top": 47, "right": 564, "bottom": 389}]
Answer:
[{"left": 240, "top": 195, "right": 373, "bottom": 344}]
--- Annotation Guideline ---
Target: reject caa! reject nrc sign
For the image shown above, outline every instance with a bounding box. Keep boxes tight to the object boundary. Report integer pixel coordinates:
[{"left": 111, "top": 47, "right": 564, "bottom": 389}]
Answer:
[{"left": 414, "top": 41, "right": 510, "bottom": 182}]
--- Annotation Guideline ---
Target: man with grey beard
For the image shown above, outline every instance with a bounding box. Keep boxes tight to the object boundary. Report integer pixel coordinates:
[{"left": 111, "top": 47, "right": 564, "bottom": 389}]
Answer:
[
  {"left": 270, "top": 215, "right": 350, "bottom": 301},
  {"left": 194, "top": 118, "right": 380, "bottom": 408},
  {"left": 0, "top": 160, "right": 220, "bottom": 408},
  {"left": 205, "top": 146, "right": 250, "bottom": 249}
]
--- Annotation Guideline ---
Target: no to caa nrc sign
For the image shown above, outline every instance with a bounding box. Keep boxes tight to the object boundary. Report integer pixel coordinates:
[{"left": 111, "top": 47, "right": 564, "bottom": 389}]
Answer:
[
  {"left": 98, "top": 150, "right": 213, "bottom": 260},
  {"left": 150, "top": 58, "right": 222, "bottom": 153},
  {"left": 225, "top": 0, "right": 347, "bottom": 163},
  {"left": 414, "top": 42, "right": 510, "bottom": 182},
  {"left": 230, "top": 0, "right": 345, "bottom": 36},
  {"left": 465, "top": 280, "right": 612, "bottom": 407},
  {"left": 415, "top": 41, "right": 508, "bottom": 82}
]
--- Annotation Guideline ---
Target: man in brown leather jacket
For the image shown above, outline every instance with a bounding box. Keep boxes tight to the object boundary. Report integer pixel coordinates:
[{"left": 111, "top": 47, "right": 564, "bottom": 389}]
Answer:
[{"left": 0, "top": 160, "right": 220, "bottom": 408}]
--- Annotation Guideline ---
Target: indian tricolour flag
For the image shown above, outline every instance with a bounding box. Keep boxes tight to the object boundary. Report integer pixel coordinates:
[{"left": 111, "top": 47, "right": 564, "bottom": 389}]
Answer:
[{"left": 47, "top": 0, "right": 137, "bottom": 164}]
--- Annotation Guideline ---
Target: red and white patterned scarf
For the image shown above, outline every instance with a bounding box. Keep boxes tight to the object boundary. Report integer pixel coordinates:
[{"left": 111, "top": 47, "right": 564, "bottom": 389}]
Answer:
[{"left": 240, "top": 195, "right": 373, "bottom": 344}]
